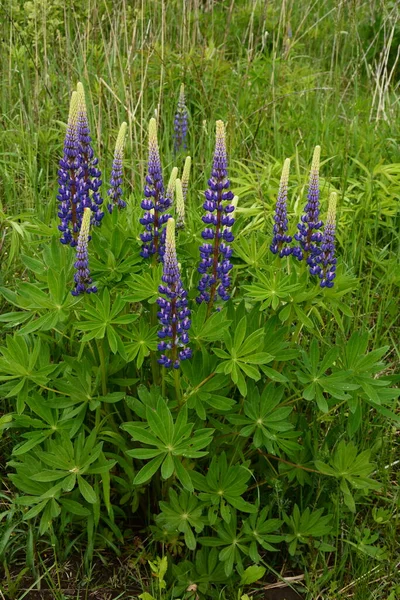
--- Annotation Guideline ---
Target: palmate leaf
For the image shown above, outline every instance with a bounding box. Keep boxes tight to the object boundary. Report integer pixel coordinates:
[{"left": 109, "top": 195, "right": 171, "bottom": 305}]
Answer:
[
  {"left": 191, "top": 453, "right": 256, "bottom": 522},
  {"left": 315, "top": 440, "right": 381, "bottom": 512},
  {"left": 229, "top": 382, "right": 300, "bottom": 458},
  {"left": 199, "top": 510, "right": 251, "bottom": 576},
  {"left": 122, "top": 397, "right": 214, "bottom": 491},
  {"left": 213, "top": 317, "right": 272, "bottom": 396},
  {"left": 243, "top": 270, "right": 302, "bottom": 311},
  {"left": 283, "top": 505, "right": 333, "bottom": 556},
  {"left": 157, "top": 489, "right": 206, "bottom": 550},
  {"left": 74, "top": 288, "right": 137, "bottom": 356}
]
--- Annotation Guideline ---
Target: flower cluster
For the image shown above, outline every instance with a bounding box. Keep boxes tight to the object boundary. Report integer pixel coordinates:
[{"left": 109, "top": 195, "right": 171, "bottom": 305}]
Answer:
[
  {"left": 71, "top": 208, "right": 97, "bottom": 296},
  {"left": 292, "top": 145, "right": 323, "bottom": 262},
  {"left": 140, "top": 118, "right": 172, "bottom": 259},
  {"left": 270, "top": 158, "right": 292, "bottom": 257},
  {"left": 174, "top": 83, "right": 188, "bottom": 153},
  {"left": 157, "top": 218, "right": 192, "bottom": 368},
  {"left": 197, "top": 121, "right": 235, "bottom": 306},
  {"left": 309, "top": 192, "right": 337, "bottom": 288},
  {"left": 269, "top": 147, "right": 339, "bottom": 288},
  {"left": 107, "top": 122, "right": 127, "bottom": 213},
  {"left": 58, "top": 82, "right": 104, "bottom": 246}
]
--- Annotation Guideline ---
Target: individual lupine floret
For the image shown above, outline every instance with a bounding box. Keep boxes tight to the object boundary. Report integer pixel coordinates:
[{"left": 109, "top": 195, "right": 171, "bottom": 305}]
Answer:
[
  {"left": 166, "top": 166, "right": 178, "bottom": 205},
  {"left": 140, "top": 118, "right": 172, "bottom": 259},
  {"left": 292, "top": 146, "right": 323, "bottom": 262},
  {"left": 58, "top": 91, "right": 79, "bottom": 245},
  {"left": 175, "top": 179, "right": 185, "bottom": 229},
  {"left": 71, "top": 207, "right": 97, "bottom": 296},
  {"left": 174, "top": 83, "right": 188, "bottom": 153},
  {"left": 309, "top": 192, "right": 337, "bottom": 288},
  {"left": 181, "top": 155, "right": 191, "bottom": 202},
  {"left": 157, "top": 218, "right": 191, "bottom": 368},
  {"left": 107, "top": 122, "right": 127, "bottom": 213},
  {"left": 270, "top": 158, "right": 292, "bottom": 257},
  {"left": 75, "top": 82, "right": 104, "bottom": 232},
  {"left": 197, "top": 121, "right": 235, "bottom": 306}
]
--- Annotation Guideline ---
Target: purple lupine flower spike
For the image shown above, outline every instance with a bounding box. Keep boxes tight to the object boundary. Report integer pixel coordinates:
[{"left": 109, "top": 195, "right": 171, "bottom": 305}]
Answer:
[
  {"left": 292, "top": 145, "right": 323, "bottom": 263},
  {"left": 196, "top": 121, "right": 235, "bottom": 308},
  {"left": 174, "top": 84, "right": 188, "bottom": 153},
  {"left": 71, "top": 207, "right": 97, "bottom": 296},
  {"left": 157, "top": 218, "right": 191, "bottom": 369},
  {"left": 140, "top": 118, "right": 171, "bottom": 259},
  {"left": 310, "top": 192, "right": 337, "bottom": 288},
  {"left": 181, "top": 156, "right": 191, "bottom": 202},
  {"left": 57, "top": 91, "right": 78, "bottom": 246},
  {"left": 270, "top": 158, "right": 292, "bottom": 257},
  {"left": 107, "top": 122, "right": 127, "bottom": 213},
  {"left": 76, "top": 82, "right": 104, "bottom": 233}
]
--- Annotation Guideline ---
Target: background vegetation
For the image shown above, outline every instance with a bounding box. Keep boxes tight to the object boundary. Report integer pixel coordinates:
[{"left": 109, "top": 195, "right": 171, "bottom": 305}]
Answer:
[{"left": 0, "top": 0, "right": 399, "bottom": 599}]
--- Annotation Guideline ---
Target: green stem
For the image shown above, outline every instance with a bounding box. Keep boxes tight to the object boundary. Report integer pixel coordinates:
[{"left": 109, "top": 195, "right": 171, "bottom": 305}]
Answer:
[
  {"left": 174, "top": 368, "right": 182, "bottom": 407},
  {"left": 97, "top": 340, "right": 108, "bottom": 396},
  {"left": 150, "top": 302, "right": 160, "bottom": 385}
]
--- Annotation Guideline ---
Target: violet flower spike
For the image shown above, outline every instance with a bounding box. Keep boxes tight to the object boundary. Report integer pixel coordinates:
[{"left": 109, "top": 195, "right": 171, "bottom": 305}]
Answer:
[
  {"left": 157, "top": 218, "right": 191, "bottom": 369},
  {"left": 270, "top": 158, "right": 292, "bottom": 257},
  {"left": 76, "top": 82, "right": 104, "bottom": 232},
  {"left": 293, "top": 145, "right": 323, "bottom": 262},
  {"left": 196, "top": 120, "right": 235, "bottom": 307},
  {"left": 107, "top": 122, "right": 127, "bottom": 213},
  {"left": 57, "top": 91, "right": 78, "bottom": 246},
  {"left": 71, "top": 207, "right": 97, "bottom": 296},
  {"left": 140, "top": 118, "right": 171, "bottom": 260},
  {"left": 181, "top": 156, "right": 191, "bottom": 203},
  {"left": 174, "top": 83, "right": 188, "bottom": 153},
  {"left": 309, "top": 192, "right": 337, "bottom": 288}
]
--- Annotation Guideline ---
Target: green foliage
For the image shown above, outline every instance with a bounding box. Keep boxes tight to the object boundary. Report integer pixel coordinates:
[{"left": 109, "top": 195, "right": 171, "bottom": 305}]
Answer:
[{"left": 1, "top": 1, "right": 399, "bottom": 598}]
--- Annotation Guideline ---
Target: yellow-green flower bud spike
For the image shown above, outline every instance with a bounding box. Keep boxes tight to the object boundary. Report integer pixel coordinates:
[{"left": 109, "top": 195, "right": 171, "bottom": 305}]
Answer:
[
  {"left": 176, "top": 178, "right": 185, "bottom": 228},
  {"left": 181, "top": 156, "right": 191, "bottom": 201},
  {"left": 167, "top": 166, "right": 178, "bottom": 202},
  {"left": 115, "top": 122, "right": 127, "bottom": 155},
  {"left": 165, "top": 217, "right": 177, "bottom": 267},
  {"left": 68, "top": 91, "right": 78, "bottom": 128},
  {"left": 81, "top": 206, "right": 91, "bottom": 236},
  {"left": 311, "top": 145, "right": 321, "bottom": 173},
  {"left": 327, "top": 191, "right": 337, "bottom": 226},
  {"left": 180, "top": 83, "right": 185, "bottom": 102},
  {"left": 216, "top": 120, "right": 226, "bottom": 150},
  {"left": 148, "top": 117, "right": 158, "bottom": 153},
  {"left": 76, "top": 81, "right": 87, "bottom": 115},
  {"left": 281, "top": 158, "right": 290, "bottom": 188}
]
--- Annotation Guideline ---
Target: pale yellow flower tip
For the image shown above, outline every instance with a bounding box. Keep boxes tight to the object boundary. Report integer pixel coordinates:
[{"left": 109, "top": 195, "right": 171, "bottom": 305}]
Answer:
[
  {"left": 167, "top": 166, "right": 179, "bottom": 200},
  {"left": 216, "top": 119, "right": 225, "bottom": 142},
  {"left": 149, "top": 117, "right": 158, "bottom": 145},
  {"left": 327, "top": 192, "right": 337, "bottom": 226},
  {"left": 311, "top": 145, "right": 321, "bottom": 172},
  {"left": 80, "top": 207, "right": 92, "bottom": 238},
  {"left": 176, "top": 178, "right": 185, "bottom": 225},
  {"left": 68, "top": 91, "right": 78, "bottom": 126},
  {"left": 76, "top": 81, "right": 87, "bottom": 113},
  {"left": 231, "top": 195, "right": 239, "bottom": 219},
  {"left": 115, "top": 122, "right": 128, "bottom": 154},
  {"left": 280, "top": 158, "right": 291, "bottom": 187},
  {"left": 166, "top": 217, "right": 176, "bottom": 249}
]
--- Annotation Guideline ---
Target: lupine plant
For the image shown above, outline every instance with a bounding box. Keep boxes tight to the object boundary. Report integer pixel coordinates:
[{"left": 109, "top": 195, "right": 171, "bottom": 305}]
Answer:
[
  {"left": 0, "top": 82, "right": 398, "bottom": 599},
  {"left": 197, "top": 120, "right": 235, "bottom": 308},
  {"left": 140, "top": 118, "right": 171, "bottom": 259}
]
